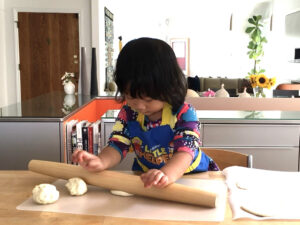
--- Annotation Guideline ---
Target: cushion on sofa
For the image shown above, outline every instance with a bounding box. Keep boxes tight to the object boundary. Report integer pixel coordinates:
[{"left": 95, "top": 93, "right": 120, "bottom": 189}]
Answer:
[
  {"left": 203, "top": 78, "right": 221, "bottom": 91},
  {"left": 187, "top": 76, "right": 201, "bottom": 92},
  {"left": 221, "top": 78, "right": 238, "bottom": 90},
  {"left": 187, "top": 76, "right": 253, "bottom": 95},
  {"left": 238, "top": 79, "right": 253, "bottom": 94}
]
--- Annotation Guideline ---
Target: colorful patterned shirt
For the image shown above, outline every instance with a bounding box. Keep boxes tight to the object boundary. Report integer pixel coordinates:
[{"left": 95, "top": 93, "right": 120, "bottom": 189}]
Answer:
[{"left": 108, "top": 103, "right": 201, "bottom": 161}]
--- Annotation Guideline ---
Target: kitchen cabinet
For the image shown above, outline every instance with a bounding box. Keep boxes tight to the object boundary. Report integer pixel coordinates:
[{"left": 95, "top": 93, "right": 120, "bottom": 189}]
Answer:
[
  {"left": 0, "top": 121, "right": 61, "bottom": 169},
  {"left": 201, "top": 124, "right": 299, "bottom": 171},
  {"left": 198, "top": 111, "right": 300, "bottom": 171},
  {"left": 0, "top": 91, "right": 120, "bottom": 170}
]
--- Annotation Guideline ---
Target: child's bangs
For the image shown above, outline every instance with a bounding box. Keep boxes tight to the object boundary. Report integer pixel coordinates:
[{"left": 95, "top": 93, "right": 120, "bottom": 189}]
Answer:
[{"left": 127, "top": 79, "right": 161, "bottom": 100}]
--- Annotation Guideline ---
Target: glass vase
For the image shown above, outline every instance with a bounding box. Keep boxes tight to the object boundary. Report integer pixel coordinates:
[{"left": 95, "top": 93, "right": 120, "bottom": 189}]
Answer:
[{"left": 254, "top": 87, "right": 266, "bottom": 98}]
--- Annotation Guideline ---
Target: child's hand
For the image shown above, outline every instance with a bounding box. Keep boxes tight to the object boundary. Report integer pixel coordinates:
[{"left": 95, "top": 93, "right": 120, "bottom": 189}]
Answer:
[
  {"left": 140, "top": 169, "right": 169, "bottom": 188},
  {"left": 72, "top": 149, "right": 105, "bottom": 172}
]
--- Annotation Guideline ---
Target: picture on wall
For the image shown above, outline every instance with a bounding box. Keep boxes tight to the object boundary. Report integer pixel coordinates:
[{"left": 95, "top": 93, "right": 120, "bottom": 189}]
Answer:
[
  {"left": 104, "top": 7, "right": 114, "bottom": 90},
  {"left": 170, "top": 38, "right": 190, "bottom": 76}
]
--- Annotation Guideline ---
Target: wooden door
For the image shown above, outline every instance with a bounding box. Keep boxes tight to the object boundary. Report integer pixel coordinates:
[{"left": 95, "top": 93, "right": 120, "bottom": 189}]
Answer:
[{"left": 18, "top": 12, "right": 79, "bottom": 101}]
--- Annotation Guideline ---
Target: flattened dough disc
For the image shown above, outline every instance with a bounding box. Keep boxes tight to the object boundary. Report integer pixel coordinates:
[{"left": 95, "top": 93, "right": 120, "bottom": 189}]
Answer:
[
  {"left": 110, "top": 190, "right": 134, "bottom": 197},
  {"left": 240, "top": 191, "right": 280, "bottom": 217}
]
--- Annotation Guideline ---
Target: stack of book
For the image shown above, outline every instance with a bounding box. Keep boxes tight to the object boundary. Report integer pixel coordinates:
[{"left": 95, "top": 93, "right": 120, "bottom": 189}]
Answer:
[{"left": 65, "top": 119, "right": 101, "bottom": 164}]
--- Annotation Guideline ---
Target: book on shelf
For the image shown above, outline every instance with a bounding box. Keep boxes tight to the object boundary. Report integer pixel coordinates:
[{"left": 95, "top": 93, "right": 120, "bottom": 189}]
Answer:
[
  {"left": 76, "top": 120, "right": 88, "bottom": 150},
  {"left": 83, "top": 120, "right": 102, "bottom": 155},
  {"left": 65, "top": 119, "right": 78, "bottom": 163},
  {"left": 82, "top": 122, "right": 91, "bottom": 152},
  {"left": 88, "top": 124, "right": 94, "bottom": 154},
  {"left": 71, "top": 126, "right": 77, "bottom": 164},
  {"left": 65, "top": 119, "right": 101, "bottom": 163},
  {"left": 92, "top": 119, "right": 101, "bottom": 155}
]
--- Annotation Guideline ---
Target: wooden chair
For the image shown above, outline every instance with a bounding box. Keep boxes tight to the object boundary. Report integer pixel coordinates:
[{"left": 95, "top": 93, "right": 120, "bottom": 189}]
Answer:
[{"left": 201, "top": 148, "right": 253, "bottom": 170}]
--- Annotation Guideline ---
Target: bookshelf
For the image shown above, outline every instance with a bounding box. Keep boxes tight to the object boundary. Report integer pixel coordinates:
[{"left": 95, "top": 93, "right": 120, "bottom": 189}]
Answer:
[{"left": 62, "top": 98, "right": 123, "bottom": 163}]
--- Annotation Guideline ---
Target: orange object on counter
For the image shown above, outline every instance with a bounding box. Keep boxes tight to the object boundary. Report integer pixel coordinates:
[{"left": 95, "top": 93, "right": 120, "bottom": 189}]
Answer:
[{"left": 276, "top": 83, "right": 300, "bottom": 90}]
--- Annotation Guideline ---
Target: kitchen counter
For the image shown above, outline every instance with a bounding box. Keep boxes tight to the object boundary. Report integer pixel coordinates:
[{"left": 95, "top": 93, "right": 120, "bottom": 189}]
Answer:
[
  {"left": 2, "top": 92, "right": 300, "bottom": 171},
  {"left": 2, "top": 94, "right": 300, "bottom": 121},
  {"left": 0, "top": 92, "right": 119, "bottom": 170},
  {"left": 185, "top": 97, "right": 300, "bottom": 111},
  {"left": 0, "top": 91, "right": 116, "bottom": 121},
  {"left": 102, "top": 109, "right": 300, "bottom": 124},
  {"left": 1, "top": 170, "right": 299, "bottom": 225}
]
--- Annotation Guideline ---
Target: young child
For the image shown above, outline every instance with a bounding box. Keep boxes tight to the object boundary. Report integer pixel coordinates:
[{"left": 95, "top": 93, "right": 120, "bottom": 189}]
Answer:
[{"left": 72, "top": 37, "right": 219, "bottom": 189}]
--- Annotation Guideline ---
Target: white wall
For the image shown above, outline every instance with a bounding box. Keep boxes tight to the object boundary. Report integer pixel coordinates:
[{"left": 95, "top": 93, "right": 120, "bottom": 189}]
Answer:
[
  {"left": 96, "top": 0, "right": 106, "bottom": 96},
  {"left": 272, "top": 0, "right": 300, "bottom": 85},
  {"left": 1, "top": 0, "right": 92, "bottom": 107},
  {"left": 91, "top": 0, "right": 101, "bottom": 96},
  {"left": 0, "top": 0, "right": 7, "bottom": 108},
  {"left": 101, "top": 0, "right": 300, "bottom": 89},
  {"left": 1, "top": 0, "right": 300, "bottom": 107}
]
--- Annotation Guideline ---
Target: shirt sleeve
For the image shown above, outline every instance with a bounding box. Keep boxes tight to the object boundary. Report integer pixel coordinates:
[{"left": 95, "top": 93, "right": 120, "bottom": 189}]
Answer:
[
  {"left": 173, "top": 103, "right": 201, "bottom": 158},
  {"left": 107, "top": 105, "right": 133, "bottom": 159}
]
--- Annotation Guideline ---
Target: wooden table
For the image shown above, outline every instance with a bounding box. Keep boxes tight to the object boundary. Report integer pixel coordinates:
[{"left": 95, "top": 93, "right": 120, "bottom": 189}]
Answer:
[{"left": 1, "top": 171, "right": 299, "bottom": 225}]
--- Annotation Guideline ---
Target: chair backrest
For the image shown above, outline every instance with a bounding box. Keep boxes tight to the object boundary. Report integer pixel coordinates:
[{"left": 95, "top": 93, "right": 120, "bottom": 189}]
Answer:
[{"left": 201, "top": 148, "right": 253, "bottom": 170}]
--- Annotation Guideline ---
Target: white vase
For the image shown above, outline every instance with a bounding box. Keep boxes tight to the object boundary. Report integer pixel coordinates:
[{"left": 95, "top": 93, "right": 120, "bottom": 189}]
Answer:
[{"left": 64, "top": 81, "right": 75, "bottom": 95}]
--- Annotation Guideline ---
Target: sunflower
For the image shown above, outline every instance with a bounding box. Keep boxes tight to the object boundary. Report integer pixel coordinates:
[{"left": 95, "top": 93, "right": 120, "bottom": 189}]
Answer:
[
  {"left": 249, "top": 74, "right": 258, "bottom": 88},
  {"left": 256, "top": 74, "right": 269, "bottom": 88},
  {"left": 269, "top": 77, "right": 276, "bottom": 87},
  {"left": 265, "top": 77, "right": 276, "bottom": 89}
]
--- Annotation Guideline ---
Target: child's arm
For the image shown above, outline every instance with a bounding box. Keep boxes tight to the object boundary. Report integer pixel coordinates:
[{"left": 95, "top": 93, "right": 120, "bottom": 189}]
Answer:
[
  {"left": 140, "top": 151, "right": 193, "bottom": 188},
  {"left": 72, "top": 146, "right": 122, "bottom": 172}
]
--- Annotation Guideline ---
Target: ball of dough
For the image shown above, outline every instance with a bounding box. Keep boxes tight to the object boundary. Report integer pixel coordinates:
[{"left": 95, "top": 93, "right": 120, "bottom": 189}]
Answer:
[
  {"left": 32, "top": 184, "right": 59, "bottom": 204},
  {"left": 65, "top": 177, "right": 87, "bottom": 196}
]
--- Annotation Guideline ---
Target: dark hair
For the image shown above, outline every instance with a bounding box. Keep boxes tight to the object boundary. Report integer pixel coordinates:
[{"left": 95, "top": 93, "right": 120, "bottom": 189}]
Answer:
[{"left": 113, "top": 37, "right": 187, "bottom": 112}]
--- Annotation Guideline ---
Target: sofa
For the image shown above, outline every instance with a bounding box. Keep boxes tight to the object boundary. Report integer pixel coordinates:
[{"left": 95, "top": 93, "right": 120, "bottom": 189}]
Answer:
[{"left": 187, "top": 76, "right": 253, "bottom": 97}]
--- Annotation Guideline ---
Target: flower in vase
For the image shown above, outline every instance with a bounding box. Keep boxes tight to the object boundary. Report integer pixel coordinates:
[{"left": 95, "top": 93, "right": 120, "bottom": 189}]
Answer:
[
  {"left": 249, "top": 74, "right": 258, "bottom": 88},
  {"left": 256, "top": 74, "right": 268, "bottom": 88},
  {"left": 249, "top": 74, "right": 276, "bottom": 97},
  {"left": 61, "top": 72, "right": 75, "bottom": 85},
  {"left": 268, "top": 77, "right": 276, "bottom": 89}
]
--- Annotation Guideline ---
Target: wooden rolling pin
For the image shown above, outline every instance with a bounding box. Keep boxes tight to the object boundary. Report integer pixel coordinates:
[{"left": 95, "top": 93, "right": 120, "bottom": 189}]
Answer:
[{"left": 28, "top": 159, "right": 218, "bottom": 208}]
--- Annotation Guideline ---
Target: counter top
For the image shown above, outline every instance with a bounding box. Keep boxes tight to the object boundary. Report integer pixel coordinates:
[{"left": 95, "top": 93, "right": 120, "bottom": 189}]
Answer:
[
  {"left": 185, "top": 97, "right": 300, "bottom": 111},
  {"left": 196, "top": 110, "right": 300, "bottom": 123},
  {"left": 3, "top": 92, "right": 300, "bottom": 123},
  {"left": 102, "top": 109, "right": 300, "bottom": 124},
  {"left": 0, "top": 91, "right": 116, "bottom": 122},
  {"left": 2, "top": 170, "right": 299, "bottom": 225}
]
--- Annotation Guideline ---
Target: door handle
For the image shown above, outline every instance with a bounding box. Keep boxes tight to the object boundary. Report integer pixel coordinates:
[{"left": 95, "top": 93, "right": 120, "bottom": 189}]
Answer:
[{"left": 73, "top": 55, "right": 78, "bottom": 64}]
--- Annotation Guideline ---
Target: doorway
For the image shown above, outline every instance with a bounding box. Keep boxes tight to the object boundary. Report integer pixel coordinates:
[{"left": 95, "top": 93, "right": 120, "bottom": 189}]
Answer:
[{"left": 17, "top": 12, "right": 79, "bottom": 101}]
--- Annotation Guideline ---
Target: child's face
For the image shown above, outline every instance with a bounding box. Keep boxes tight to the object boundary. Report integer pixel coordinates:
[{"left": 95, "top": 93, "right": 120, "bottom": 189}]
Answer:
[{"left": 125, "top": 95, "right": 164, "bottom": 119}]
